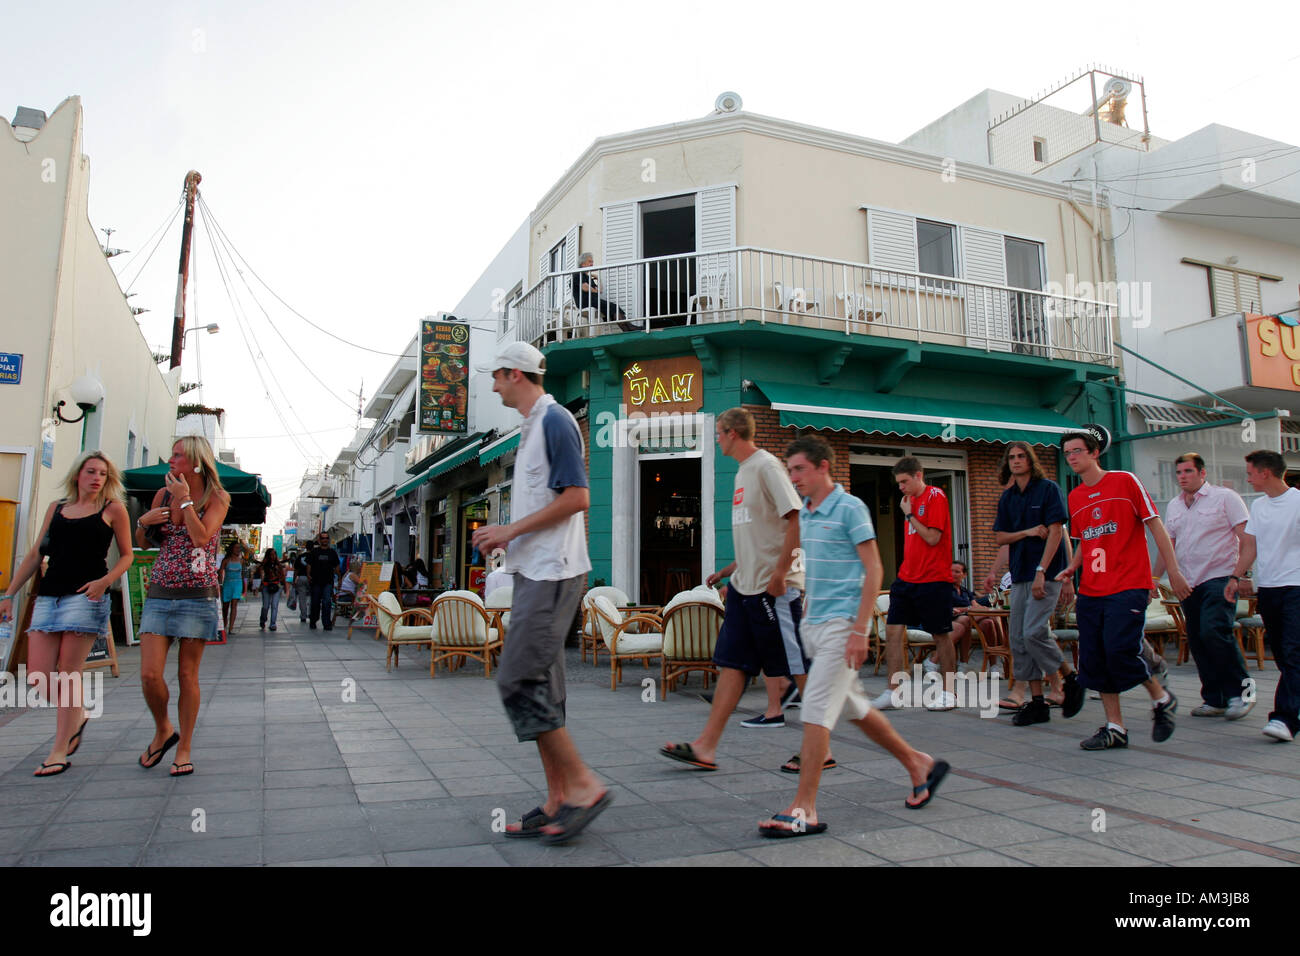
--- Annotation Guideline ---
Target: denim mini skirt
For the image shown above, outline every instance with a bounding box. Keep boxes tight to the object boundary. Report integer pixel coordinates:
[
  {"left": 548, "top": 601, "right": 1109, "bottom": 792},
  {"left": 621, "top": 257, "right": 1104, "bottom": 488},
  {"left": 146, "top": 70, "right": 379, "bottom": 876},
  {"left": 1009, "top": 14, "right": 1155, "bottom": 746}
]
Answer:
[
  {"left": 29, "top": 593, "right": 111, "bottom": 636},
  {"left": 139, "top": 596, "right": 221, "bottom": 642}
]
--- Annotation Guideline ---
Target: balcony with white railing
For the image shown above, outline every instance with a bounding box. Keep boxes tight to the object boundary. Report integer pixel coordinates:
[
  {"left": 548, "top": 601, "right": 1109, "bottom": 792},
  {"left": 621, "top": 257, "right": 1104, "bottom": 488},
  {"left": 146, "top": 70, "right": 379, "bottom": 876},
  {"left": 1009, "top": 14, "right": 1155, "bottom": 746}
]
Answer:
[{"left": 515, "top": 247, "right": 1117, "bottom": 366}]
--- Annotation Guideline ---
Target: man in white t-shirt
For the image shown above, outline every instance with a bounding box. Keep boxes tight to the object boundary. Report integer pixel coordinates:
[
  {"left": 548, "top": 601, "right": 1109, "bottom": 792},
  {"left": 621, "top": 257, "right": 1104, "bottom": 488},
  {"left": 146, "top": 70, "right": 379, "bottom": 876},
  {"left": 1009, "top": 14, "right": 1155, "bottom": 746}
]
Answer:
[
  {"left": 1225, "top": 450, "right": 1300, "bottom": 742},
  {"left": 1153, "top": 452, "right": 1253, "bottom": 720},
  {"left": 471, "top": 342, "right": 608, "bottom": 843}
]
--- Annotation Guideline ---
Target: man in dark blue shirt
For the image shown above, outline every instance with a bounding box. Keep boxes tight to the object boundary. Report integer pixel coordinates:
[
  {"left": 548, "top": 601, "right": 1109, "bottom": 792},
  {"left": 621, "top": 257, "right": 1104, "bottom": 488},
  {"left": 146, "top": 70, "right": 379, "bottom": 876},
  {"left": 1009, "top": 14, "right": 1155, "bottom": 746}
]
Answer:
[{"left": 990, "top": 442, "right": 1081, "bottom": 726}]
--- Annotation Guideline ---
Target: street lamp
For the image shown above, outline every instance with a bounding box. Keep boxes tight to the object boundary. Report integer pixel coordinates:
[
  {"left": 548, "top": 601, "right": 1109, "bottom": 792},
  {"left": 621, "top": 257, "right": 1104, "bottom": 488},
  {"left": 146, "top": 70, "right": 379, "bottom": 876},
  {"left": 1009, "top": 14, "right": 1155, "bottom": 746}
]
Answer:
[
  {"left": 184, "top": 323, "right": 220, "bottom": 339},
  {"left": 52, "top": 373, "right": 105, "bottom": 425}
]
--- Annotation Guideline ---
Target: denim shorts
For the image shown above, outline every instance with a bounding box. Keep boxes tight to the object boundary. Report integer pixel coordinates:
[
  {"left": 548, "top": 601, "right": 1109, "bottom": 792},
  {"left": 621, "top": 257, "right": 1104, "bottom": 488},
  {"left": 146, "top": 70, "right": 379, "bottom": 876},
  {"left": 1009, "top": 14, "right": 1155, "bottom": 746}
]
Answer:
[
  {"left": 139, "top": 597, "right": 221, "bottom": 642},
  {"left": 29, "top": 593, "right": 110, "bottom": 636}
]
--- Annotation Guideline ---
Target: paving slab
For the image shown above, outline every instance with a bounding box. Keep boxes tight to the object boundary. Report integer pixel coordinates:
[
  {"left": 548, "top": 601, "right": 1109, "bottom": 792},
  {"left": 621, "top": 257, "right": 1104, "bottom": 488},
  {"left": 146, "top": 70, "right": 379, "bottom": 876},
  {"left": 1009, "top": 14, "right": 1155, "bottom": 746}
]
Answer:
[{"left": 5, "top": 616, "right": 1298, "bottom": 866}]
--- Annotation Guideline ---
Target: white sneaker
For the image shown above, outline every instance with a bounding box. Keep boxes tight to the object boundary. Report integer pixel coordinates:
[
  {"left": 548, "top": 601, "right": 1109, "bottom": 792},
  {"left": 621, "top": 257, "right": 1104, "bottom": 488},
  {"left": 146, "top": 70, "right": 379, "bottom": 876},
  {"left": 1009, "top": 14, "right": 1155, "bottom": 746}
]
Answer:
[
  {"left": 1225, "top": 697, "right": 1256, "bottom": 721},
  {"left": 1190, "top": 703, "right": 1226, "bottom": 717},
  {"left": 922, "top": 657, "right": 940, "bottom": 674},
  {"left": 926, "top": 691, "right": 957, "bottom": 712},
  {"left": 1262, "top": 719, "right": 1294, "bottom": 742},
  {"left": 870, "top": 689, "right": 900, "bottom": 711}
]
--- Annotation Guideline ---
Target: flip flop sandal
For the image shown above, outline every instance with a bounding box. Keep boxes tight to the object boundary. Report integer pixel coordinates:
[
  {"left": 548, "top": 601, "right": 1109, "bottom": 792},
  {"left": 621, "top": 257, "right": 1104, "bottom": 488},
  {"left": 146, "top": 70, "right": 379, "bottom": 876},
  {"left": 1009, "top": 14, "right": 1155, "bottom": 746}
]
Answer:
[
  {"left": 906, "top": 759, "right": 951, "bottom": 809},
  {"left": 170, "top": 762, "right": 195, "bottom": 777},
  {"left": 140, "top": 732, "right": 180, "bottom": 769},
  {"left": 34, "top": 761, "right": 71, "bottom": 777},
  {"left": 759, "top": 813, "right": 828, "bottom": 838},
  {"left": 66, "top": 717, "right": 89, "bottom": 757},
  {"left": 780, "top": 754, "right": 837, "bottom": 774},
  {"left": 658, "top": 742, "right": 717, "bottom": 771},
  {"left": 998, "top": 698, "right": 1023, "bottom": 712},
  {"left": 539, "top": 791, "right": 613, "bottom": 845},
  {"left": 504, "top": 806, "right": 554, "bottom": 838}
]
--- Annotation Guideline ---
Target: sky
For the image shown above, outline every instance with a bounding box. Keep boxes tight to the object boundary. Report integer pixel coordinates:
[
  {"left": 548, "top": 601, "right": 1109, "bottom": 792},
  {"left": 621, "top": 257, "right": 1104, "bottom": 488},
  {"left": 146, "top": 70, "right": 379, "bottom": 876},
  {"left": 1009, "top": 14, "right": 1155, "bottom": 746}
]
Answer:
[{"left": 6, "top": 0, "right": 1299, "bottom": 534}]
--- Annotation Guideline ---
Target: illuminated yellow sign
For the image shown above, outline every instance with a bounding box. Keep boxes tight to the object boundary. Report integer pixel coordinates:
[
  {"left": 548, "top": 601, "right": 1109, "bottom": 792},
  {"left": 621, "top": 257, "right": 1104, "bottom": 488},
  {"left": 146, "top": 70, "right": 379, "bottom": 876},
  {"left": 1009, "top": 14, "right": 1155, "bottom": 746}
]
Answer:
[{"left": 621, "top": 357, "right": 703, "bottom": 414}]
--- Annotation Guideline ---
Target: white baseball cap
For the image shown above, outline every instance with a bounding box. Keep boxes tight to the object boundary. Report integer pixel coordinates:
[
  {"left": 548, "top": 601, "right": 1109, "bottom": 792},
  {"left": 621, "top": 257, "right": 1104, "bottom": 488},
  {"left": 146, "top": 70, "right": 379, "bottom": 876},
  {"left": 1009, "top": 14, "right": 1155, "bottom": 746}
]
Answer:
[{"left": 478, "top": 341, "right": 546, "bottom": 375}]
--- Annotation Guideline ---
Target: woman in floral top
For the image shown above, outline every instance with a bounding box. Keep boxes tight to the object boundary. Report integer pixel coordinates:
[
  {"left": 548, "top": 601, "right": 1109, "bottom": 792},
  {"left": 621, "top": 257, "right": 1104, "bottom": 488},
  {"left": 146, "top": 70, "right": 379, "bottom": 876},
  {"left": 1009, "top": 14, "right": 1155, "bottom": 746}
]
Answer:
[{"left": 133, "top": 437, "right": 230, "bottom": 777}]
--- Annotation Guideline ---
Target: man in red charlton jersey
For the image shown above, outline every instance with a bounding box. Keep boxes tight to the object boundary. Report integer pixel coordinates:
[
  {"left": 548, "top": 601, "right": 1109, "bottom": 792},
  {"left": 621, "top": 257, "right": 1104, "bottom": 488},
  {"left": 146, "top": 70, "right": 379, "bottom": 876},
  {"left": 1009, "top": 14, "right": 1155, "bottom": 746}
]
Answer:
[
  {"left": 1054, "top": 429, "right": 1190, "bottom": 750},
  {"left": 873, "top": 457, "right": 958, "bottom": 712}
]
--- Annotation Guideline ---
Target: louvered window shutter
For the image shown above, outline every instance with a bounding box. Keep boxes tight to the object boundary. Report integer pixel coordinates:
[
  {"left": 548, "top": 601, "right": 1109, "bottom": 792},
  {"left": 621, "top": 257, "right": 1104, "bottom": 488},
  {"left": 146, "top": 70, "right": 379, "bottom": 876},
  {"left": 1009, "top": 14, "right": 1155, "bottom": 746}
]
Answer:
[
  {"left": 1238, "top": 272, "right": 1262, "bottom": 313},
  {"left": 1210, "top": 268, "right": 1238, "bottom": 316},
  {"left": 960, "top": 227, "right": 1010, "bottom": 351},
  {"left": 602, "top": 202, "right": 637, "bottom": 318},
  {"left": 695, "top": 186, "right": 737, "bottom": 316},
  {"left": 867, "top": 209, "right": 918, "bottom": 286}
]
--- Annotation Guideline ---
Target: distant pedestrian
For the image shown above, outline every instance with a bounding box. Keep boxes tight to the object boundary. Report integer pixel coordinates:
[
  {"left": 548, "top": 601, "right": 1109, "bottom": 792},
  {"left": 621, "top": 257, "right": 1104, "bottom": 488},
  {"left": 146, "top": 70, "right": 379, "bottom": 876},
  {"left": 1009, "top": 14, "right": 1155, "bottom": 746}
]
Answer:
[
  {"left": 875, "top": 457, "right": 957, "bottom": 711},
  {"left": 472, "top": 341, "right": 610, "bottom": 844},
  {"left": 292, "top": 549, "right": 311, "bottom": 621},
  {"left": 0, "top": 451, "right": 134, "bottom": 777},
  {"left": 135, "top": 436, "right": 231, "bottom": 777},
  {"left": 1154, "top": 452, "right": 1253, "bottom": 720},
  {"left": 1225, "top": 450, "right": 1300, "bottom": 742},
  {"left": 759, "top": 437, "right": 948, "bottom": 837},
  {"left": 259, "top": 547, "right": 285, "bottom": 632},
  {"left": 308, "top": 533, "right": 340, "bottom": 630},
  {"left": 1054, "top": 430, "right": 1188, "bottom": 751},
  {"left": 990, "top": 441, "right": 1084, "bottom": 727},
  {"left": 218, "top": 542, "right": 244, "bottom": 633}
]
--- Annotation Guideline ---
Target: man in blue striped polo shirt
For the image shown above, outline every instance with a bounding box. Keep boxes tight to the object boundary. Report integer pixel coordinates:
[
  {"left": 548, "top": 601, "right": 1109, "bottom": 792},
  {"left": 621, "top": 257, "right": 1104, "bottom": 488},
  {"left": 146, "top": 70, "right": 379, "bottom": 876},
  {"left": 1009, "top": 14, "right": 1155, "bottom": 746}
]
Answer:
[{"left": 759, "top": 436, "right": 950, "bottom": 837}]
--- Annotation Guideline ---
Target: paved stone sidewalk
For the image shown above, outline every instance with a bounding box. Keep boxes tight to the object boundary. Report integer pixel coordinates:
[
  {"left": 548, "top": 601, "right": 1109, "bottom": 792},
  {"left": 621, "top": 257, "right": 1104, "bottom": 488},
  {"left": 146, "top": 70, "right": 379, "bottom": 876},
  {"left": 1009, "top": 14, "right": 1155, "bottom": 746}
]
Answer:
[{"left": 2, "top": 613, "right": 1297, "bottom": 866}]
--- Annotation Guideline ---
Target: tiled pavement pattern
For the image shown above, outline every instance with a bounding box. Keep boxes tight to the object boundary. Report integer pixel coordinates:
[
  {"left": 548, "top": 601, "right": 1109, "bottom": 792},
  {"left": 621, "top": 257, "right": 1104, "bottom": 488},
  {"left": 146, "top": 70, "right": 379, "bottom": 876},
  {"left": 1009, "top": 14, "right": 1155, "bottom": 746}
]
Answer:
[{"left": 2, "top": 614, "right": 1297, "bottom": 867}]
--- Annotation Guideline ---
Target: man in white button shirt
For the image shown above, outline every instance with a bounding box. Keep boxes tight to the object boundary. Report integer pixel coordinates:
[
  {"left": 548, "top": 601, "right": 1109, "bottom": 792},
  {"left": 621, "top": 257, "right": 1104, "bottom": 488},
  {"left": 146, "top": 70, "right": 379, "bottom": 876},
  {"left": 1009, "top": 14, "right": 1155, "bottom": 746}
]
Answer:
[
  {"left": 1225, "top": 450, "right": 1300, "bottom": 742},
  {"left": 1153, "top": 453, "right": 1253, "bottom": 720}
]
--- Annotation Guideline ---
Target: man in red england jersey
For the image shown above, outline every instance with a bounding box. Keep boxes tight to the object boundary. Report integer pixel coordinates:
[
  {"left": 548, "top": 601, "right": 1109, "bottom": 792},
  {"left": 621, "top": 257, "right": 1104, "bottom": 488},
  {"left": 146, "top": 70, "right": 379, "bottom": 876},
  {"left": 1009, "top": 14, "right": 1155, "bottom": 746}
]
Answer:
[
  {"left": 1054, "top": 430, "right": 1190, "bottom": 750},
  {"left": 873, "top": 457, "right": 958, "bottom": 712}
]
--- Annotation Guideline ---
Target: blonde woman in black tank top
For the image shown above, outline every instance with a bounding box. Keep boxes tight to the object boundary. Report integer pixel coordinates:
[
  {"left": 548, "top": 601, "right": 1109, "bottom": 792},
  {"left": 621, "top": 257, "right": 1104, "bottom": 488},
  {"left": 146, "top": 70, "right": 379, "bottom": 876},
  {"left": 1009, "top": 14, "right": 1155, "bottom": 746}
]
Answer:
[{"left": 0, "top": 452, "right": 133, "bottom": 777}]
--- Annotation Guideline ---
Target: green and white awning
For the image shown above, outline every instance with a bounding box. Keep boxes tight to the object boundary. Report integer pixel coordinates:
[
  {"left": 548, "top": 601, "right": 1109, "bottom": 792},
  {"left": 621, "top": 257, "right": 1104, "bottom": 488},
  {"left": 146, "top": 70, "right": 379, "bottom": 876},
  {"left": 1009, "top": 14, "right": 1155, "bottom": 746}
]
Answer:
[
  {"left": 756, "top": 382, "right": 1077, "bottom": 446},
  {"left": 478, "top": 430, "right": 520, "bottom": 465},
  {"left": 394, "top": 439, "right": 483, "bottom": 498}
]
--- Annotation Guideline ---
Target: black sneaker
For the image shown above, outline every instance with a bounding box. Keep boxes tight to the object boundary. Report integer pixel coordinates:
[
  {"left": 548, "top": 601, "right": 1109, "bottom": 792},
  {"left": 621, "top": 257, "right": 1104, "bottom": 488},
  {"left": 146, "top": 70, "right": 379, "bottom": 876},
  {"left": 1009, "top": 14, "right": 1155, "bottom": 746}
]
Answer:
[
  {"left": 1080, "top": 725, "right": 1129, "bottom": 750},
  {"left": 1061, "top": 673, "right": 1084, "bottom": 719},
  {"left": 1012, "top": 699, "right": 1050, "bottom": 726},
  {"left": 1152, "top": 692, "right": 1178, "bottom": 742},
  {"left": 740, "top": 713, "right": 785, "bottom": 729},
  {"left": 781, "top": 683, "right": 802, "bottom": 710}
]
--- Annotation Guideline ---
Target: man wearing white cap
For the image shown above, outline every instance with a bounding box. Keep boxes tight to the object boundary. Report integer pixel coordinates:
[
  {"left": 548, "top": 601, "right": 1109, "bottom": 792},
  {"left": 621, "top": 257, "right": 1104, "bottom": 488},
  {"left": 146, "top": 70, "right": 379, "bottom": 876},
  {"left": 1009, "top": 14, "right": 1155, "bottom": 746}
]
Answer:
[{"left": 471, "top": 341, "right": 610, "bottom": 844}]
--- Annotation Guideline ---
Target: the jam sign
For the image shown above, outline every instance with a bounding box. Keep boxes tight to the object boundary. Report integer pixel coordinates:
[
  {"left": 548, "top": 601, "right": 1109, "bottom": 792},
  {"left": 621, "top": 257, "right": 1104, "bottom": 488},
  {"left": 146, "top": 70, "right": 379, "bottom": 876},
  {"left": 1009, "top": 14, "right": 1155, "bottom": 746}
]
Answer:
[{"left": 621, "top": 356, "right": 703, "bottom": 415}]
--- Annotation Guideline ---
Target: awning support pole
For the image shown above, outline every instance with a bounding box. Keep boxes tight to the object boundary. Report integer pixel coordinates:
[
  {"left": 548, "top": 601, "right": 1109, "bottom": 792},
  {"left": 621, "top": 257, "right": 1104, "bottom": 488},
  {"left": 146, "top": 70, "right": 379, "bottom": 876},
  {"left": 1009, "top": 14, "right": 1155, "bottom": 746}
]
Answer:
[{"left": 1115, "top": 343, "right": 1249, "bottom": 415}]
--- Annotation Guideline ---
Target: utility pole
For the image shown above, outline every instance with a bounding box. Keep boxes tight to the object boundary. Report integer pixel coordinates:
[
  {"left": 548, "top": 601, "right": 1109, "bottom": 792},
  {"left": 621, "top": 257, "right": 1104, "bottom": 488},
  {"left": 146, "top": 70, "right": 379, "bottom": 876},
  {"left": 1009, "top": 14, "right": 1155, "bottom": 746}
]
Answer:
[{"left": 169, "top": 170, "right": 203, "bottom": 370}]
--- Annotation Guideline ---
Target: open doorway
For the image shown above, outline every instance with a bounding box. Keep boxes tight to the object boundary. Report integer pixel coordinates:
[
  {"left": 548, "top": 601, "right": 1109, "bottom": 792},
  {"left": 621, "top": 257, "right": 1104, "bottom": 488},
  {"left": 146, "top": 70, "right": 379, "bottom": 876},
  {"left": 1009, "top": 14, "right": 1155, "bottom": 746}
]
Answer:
[
  {"left": 639, "top": 457, "right": 701, "bottom": 604},
  {"left": 850, "top": 464, "right": 901, "bottom": 580},
  {"left": 640, "top": 194, "right": 696, "bottom": 325}
]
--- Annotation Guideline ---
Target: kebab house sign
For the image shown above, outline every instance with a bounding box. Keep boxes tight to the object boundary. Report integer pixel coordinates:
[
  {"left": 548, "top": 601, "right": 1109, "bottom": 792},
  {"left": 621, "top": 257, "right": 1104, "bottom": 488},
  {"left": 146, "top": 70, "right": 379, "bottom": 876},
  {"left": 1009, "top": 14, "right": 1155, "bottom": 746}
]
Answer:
[
  {"left": 419, "top": 318, "right": 470, "bottom": 433},
  {"left": 1246, "top": 313, "right": 1300, "bottom": 391}
]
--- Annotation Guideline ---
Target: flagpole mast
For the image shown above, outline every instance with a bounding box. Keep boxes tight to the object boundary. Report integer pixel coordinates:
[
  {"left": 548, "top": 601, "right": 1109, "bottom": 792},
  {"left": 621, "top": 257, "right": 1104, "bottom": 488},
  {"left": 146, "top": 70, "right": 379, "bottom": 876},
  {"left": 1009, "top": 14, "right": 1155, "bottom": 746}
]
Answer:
[{"left": 169, "top": 170, "right": 202, "bottom": 370}]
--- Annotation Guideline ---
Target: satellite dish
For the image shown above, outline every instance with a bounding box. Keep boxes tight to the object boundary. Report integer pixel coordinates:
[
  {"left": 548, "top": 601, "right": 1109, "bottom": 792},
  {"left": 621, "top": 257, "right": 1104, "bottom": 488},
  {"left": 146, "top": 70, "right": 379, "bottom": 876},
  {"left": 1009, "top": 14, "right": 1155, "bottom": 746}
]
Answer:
[
  {"left": 714, "top": 91, "right": 742, "bottom": 113},
  {"left": 1104, "top": 78, "right": 1131, "bottom": 100}
]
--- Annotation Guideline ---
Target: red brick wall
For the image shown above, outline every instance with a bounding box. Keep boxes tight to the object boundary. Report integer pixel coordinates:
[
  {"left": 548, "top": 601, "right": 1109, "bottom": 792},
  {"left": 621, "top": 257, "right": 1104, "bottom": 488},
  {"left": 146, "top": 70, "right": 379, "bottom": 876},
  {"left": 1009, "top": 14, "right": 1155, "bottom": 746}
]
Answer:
[{"left": 744, "top": 404, "right": 1060, "bottom": 584}]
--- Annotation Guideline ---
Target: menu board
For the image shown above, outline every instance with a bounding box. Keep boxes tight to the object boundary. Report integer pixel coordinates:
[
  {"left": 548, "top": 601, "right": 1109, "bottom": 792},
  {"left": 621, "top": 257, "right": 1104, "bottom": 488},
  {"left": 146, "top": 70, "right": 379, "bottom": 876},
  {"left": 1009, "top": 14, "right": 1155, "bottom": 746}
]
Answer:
[
  {"left": 418, "top": 318, "right": 470, "bottom": 433},
  {"left": 127, "top": 551, "right": 159, "bottom": 637},
  {"left": 358, "top": 561, "right": 392, "bottom": 596}
]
